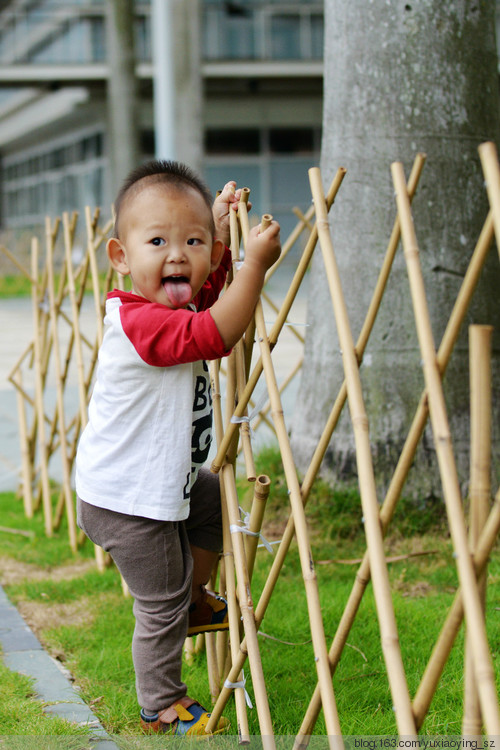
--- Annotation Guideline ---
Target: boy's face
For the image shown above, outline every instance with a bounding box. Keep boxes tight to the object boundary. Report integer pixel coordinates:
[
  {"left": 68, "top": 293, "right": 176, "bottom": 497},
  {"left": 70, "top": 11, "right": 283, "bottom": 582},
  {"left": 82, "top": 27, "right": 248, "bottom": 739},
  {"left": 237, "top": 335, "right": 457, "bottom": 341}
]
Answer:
[{"left": 108, "top": 183, "right": 223, "bottom": 308}]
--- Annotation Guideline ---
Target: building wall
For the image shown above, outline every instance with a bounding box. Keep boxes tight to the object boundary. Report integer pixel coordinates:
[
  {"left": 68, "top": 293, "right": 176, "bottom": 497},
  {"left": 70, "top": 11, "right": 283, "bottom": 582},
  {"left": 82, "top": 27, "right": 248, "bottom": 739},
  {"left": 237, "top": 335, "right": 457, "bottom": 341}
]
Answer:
[{"left": 0, "top": 0, "right": 324, "bottom": 246}]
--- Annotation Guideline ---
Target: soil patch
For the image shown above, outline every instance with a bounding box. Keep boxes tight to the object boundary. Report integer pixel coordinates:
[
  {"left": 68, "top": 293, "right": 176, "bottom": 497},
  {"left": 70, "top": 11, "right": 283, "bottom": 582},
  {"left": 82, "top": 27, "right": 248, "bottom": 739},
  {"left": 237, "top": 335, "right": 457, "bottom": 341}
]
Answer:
[
  {"left": 16, "top": 597, "right": 95, "bottom": 648},
  {"left": 0, "top": 556, "right": 96, "bottom": 586}
]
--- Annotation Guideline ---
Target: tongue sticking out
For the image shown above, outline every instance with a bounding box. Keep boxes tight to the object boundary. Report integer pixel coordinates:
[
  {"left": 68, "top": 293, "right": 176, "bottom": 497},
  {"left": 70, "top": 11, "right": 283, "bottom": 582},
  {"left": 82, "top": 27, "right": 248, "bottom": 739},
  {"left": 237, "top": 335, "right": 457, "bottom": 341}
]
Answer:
[{"left": 163, "top": 278, "right": 192, "bottom": 308}]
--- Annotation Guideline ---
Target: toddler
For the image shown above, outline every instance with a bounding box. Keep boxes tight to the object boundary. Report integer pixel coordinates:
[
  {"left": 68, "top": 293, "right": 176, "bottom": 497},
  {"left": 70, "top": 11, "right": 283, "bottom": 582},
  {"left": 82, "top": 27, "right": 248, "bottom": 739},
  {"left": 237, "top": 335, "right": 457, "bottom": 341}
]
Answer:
[{"left": 75, "top": 160, "right": 280, "bottom": 736}]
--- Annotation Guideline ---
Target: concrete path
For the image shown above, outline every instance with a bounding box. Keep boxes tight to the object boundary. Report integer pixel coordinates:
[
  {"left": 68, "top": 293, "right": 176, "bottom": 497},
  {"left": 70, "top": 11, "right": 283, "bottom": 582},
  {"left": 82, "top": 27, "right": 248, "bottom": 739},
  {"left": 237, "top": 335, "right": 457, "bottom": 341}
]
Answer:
[{"left": 0, "top": 583, "right": 119, "bottom": 748}]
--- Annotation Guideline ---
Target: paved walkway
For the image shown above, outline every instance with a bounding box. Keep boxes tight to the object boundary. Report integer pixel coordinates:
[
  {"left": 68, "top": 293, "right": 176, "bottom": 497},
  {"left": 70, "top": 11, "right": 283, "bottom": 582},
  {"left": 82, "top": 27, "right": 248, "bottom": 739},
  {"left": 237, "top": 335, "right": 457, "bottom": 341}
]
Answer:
[{"left": 0, "top": 583, "right": 119, "bottom": 748}]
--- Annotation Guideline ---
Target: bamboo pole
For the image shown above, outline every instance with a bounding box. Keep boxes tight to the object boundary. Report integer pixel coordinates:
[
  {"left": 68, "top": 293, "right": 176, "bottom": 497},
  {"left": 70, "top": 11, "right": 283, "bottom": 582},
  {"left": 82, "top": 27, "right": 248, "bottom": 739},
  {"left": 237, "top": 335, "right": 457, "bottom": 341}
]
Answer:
[
  {"left": 248, "top": 357, "right": 303, "bottom": 437},
  {"left": 244, "top": 201, "right": 343, "bottom": 740},
  {"left": 230, "top": 204, "right": 257, "bottom": 482},
  {"left": 63, "top": 212, "right": 89, "bottom": 428},
  {"left": 13, "top": 370, "right": 34, "bottom": 517},
  {"left": 478, "top": 141, "right": 500, "bottom": 263},
  {"left": 309, "top": 166, "right": 416, "bottom": 735},
  {"left": 297, "top": 209, "right": 495, "bottom": 741},
  {"left": 222, "top": 462, "right": 275, "bottom": 743},
  {"left": 49, "top": 213, "right": 80, "bottom": 531},
  {"left": 31, "top": 237, "right": 53, "bottom": 537},
  {"left": 209, "top": 359, "right": 251, "bottom": 741},
  {"left": 45, "top": 217, "right": 78, "bottom": 552},
  {"left": 264, "top": 200, "right": 316, "bottom": 283},
  {"left": 244, "top": 474, "right": 271, "bottom": 583},
  {"left": 392, "top": 161, "right": 500, "bottom": 734},
  {"left": 209, "top": 361, "right": 231, "bottom": 679},
  {"left": 80, "top": 210, "right": 113, "bottom": 571},
  {"left": 217, "top": 226, "right": 254, "bottom": 737},
  {"left": 211, "top": 167, "right": 347, "bottom": 474},
  {"left": 413, "top": 485, "right": 500, "bottom": 728},
  {"left": 462, "top": 325, "right": 492, "bottom": 735},
  {"left": 85, "top": 206, "right": 104, "bottom": 344},
  {"left": 0, "top": 244, "right": 36, "bottom": 280},
  {"left": 195, "top": 169, "right": 494, "bottom": 740},
  {"left": 261, "top": 290, "right": 305, "bottom": 345}
]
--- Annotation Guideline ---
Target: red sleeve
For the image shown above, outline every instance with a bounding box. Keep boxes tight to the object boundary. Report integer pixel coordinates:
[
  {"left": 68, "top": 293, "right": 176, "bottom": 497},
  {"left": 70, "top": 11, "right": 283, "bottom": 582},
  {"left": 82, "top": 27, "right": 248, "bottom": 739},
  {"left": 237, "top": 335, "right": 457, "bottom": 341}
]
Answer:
[
  {"left": 193, "top": 247, "right": 232, "bottom": 311},
  {"left": 112, "top": 294, "right": 231, "bottom": 367}
]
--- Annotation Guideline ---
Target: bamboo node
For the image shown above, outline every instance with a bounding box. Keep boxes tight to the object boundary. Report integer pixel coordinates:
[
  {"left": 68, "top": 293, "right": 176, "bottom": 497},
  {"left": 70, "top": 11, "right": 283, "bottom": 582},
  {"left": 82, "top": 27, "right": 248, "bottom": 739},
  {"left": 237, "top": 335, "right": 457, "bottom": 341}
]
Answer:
[{"left": 352, "top": 415, "right": 369, "bottom": 430}]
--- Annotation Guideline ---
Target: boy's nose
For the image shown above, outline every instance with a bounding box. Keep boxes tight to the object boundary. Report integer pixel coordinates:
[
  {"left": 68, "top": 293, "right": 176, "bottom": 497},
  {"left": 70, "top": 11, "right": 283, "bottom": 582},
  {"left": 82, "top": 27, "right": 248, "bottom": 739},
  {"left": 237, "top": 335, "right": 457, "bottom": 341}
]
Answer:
[{"left": 165, "top": 244, "right": 186, "bottom": 262}]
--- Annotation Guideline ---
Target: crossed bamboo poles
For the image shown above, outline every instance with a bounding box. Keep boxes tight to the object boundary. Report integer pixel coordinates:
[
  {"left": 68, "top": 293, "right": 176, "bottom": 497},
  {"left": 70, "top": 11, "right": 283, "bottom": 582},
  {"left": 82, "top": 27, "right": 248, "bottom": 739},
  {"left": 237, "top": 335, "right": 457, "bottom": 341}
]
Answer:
[
  {"left": 5, "top": 208, "right": 113, "bottom": 566},
  {"left": 205, "top": 146, "right": 499, "bottom": 739},
  {"left": 2, "top": 143, "right": 499, "bottom": 737}
]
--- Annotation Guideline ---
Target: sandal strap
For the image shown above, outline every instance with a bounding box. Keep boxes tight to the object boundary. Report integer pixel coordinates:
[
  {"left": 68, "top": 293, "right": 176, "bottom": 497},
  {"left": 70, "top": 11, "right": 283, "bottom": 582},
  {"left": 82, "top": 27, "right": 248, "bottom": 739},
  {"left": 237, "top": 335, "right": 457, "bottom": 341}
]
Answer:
[{"left": 172, "top": 701, "right": 211, "bottom": 735}]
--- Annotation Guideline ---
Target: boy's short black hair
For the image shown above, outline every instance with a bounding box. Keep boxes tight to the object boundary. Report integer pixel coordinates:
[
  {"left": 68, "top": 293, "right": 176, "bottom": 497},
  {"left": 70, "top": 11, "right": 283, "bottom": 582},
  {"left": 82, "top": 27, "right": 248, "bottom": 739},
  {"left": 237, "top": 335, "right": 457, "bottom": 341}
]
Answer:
[{"left": 114, "top": 159, "right": 215, "bottom": 237}]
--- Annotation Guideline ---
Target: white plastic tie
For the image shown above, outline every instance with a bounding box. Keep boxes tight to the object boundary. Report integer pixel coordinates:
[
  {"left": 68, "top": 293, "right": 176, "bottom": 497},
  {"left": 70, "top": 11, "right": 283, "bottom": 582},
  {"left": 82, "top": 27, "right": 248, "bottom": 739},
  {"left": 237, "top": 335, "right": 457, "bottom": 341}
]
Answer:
[
  {"left": 316, "top": 218, "right": 330, "bottom": 229},
  {"left": 230, "top": 505, "right": 273, "bottom": 554},
  {"left": 224, "top": 673, "right": 253, "bottom": 708},
  {"left": 230, "top": 392, "right": 268, "bottom": 436},
  {"left": 39, "top": 291, "right": 50, "bottom": 314},
  {"left": 229, "top": 524, "right": 274, "bottom": 555}
]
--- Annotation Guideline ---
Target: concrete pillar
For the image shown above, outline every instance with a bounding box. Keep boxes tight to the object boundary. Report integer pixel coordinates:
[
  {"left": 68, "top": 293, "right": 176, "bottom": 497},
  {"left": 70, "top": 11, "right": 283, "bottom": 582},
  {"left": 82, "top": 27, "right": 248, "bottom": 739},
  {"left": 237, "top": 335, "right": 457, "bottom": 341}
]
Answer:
[
  {"left": 152, "top": 0, "right": 203, "bottom": 170},
  {"left": 106, "top": 0, "right": 140, "bottom": 194}
]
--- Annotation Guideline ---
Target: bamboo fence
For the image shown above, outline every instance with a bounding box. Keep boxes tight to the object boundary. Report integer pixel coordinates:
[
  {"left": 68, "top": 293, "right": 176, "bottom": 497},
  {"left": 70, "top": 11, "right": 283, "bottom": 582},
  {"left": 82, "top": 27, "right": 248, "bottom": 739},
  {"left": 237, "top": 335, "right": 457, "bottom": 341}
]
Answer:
[{"left": 1, "top": 142, "right": 499, "bottom": 740}]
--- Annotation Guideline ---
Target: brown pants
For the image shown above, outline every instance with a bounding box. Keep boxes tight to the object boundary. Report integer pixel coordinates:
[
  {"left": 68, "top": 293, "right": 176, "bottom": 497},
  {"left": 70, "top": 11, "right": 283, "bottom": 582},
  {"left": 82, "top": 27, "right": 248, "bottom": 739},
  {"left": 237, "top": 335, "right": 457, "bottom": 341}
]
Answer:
[{"left": 76, "top": 468, "right": 222, "bottom": 712}]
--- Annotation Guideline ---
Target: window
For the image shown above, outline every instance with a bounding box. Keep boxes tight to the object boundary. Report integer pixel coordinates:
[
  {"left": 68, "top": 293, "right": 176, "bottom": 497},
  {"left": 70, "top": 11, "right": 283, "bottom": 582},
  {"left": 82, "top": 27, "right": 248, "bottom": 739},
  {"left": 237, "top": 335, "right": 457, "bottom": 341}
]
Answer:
[
  {"left": 269, "top": 14, "right": 301, "bottom": 60},
  {"left": 2, "top": 129, "right": 107, "bottom": 229},
  {"left": 205, "top": 129, "right": 260, "bottom": 155},
  {"left": 202, "top": 2, "right": 323, "bottom": 61},
  {"left": 204, "top": 126, "right": 320, "bottom": 243}
]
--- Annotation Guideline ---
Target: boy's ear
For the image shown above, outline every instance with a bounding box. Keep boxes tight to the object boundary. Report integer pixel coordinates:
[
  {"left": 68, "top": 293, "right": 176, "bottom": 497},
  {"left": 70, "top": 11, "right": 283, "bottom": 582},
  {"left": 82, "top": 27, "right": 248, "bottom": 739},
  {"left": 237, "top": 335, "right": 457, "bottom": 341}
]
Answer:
[
  {"left": 107, "top": 237, "right": 130, "bottom": 276},
  {"left": 210, "top": 238, "right": 225, "bottom": 273}
]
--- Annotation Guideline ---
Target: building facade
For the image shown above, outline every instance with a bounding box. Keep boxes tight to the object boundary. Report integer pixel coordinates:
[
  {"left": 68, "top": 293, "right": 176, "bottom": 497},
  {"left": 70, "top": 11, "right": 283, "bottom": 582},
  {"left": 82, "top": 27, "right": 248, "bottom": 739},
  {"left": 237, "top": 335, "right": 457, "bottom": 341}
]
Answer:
[{"left": 0, "top": 0, "right": 323, "bottom": 242}]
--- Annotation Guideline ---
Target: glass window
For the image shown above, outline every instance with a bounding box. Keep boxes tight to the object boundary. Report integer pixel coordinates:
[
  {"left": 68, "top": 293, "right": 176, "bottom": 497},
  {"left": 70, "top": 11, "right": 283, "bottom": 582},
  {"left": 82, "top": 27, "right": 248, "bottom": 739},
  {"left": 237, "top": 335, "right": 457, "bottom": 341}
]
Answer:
[
  {"left": 90, "top": 16, "right": 105, "bottom": 61},
  {"left": 203, "top": 7, "right": 255, "bottom": 60},
  {"left": 310, "top": 14, "right": 323, "bottom": 59},
  {"left": 269, "top": 128, "right": 314, "bottom": 154},
  {"left": 270, "top": 157, "right": 316, "bottom": 210},
  {"left": 205, "top": 129, "right": 260, "bottom": 155},
  {"left": 135, "top": 15, "right": 151, "bottom": 62},
  {"left": 270, "top": 14, "right": 301, "bottom": 59}
]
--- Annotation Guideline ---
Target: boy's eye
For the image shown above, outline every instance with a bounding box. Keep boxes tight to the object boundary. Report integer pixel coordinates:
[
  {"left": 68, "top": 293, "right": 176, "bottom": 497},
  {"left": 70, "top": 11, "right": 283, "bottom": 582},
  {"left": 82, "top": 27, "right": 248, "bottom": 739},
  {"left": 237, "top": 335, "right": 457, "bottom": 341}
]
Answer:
[
  {"left": 187, "top": 238, "right": 202, "bottom": 246},
  {"left": 151, "top": 237, "right": 165, "bottom": 246}
]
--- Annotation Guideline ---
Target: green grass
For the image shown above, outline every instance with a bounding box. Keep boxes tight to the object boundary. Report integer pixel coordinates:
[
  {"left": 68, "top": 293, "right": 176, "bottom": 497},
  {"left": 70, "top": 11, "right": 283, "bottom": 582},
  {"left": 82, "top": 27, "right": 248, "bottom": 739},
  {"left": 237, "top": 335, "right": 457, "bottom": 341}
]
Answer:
[
  {"left": 0, "top": 652, "right": 89, "bottom": 743},
  {"left": 0, "top": 270, "right": 123, "bottom": 299},
  {"left": 0, "top": 274, "right": 32, "bottom": 297},
  {"left": 0, "top": 447, "right": 498, "bottom": 739}
]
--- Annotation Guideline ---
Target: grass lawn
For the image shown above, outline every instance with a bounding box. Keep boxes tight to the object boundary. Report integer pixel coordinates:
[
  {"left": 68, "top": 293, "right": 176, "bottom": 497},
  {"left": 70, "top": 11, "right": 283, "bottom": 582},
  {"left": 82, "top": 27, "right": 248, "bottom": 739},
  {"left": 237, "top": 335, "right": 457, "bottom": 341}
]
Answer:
[{"left": 0, "top": 447, "right": 498, "bottom": 741}]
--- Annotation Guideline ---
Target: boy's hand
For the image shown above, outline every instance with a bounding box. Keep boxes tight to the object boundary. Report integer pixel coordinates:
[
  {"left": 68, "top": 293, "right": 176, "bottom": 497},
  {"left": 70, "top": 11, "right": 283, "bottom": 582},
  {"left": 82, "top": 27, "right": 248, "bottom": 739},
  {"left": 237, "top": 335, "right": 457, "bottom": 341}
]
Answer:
[
  {"left": 209, "top": 218, "right": 281, "bottom": 350},
  {"left": 213, "top": 181, "right": 251, "bottom": 246},
  {"left": 244, "top": 220, "right": 281, "bottom": 273}
]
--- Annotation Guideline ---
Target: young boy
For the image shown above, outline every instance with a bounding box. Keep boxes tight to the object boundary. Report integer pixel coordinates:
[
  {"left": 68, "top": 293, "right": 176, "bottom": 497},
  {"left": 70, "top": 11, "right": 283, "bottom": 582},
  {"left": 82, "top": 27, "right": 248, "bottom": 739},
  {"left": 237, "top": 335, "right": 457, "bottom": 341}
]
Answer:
[{"left": 75, "top": 160, "right": 281, "bottom": 736}]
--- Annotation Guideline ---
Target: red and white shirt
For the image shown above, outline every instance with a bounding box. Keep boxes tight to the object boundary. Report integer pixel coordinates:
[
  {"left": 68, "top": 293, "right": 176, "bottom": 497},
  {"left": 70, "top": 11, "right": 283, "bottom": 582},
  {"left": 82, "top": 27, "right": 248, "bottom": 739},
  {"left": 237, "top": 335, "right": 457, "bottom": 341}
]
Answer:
[{"left": 75, "top": 249, "right": 231, "bottom": 521}]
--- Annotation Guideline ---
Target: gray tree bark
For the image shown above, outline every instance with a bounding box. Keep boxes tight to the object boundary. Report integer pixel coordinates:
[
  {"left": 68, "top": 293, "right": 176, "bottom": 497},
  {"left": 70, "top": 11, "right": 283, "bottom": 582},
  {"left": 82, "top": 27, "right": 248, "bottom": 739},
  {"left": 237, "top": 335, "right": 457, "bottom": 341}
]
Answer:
[{"left": 292, "top": 0, "right": 500, "bottom": 499}]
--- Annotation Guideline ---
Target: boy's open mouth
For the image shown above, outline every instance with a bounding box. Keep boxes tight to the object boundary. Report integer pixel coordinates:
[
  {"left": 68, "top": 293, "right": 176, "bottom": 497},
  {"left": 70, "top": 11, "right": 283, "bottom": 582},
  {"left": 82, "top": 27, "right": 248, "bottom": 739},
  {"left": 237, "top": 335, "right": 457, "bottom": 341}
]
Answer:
[{"left": 162, "top": 275, "right": 192, "bottom": 307}]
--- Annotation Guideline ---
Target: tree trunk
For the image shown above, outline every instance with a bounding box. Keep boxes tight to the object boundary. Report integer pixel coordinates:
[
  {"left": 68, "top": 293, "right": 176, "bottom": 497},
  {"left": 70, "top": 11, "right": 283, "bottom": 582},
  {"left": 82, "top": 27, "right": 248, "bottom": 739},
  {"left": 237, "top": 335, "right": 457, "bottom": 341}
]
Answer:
[{"left": 292, "top": 0, "right": 500, "bottom": 499}]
